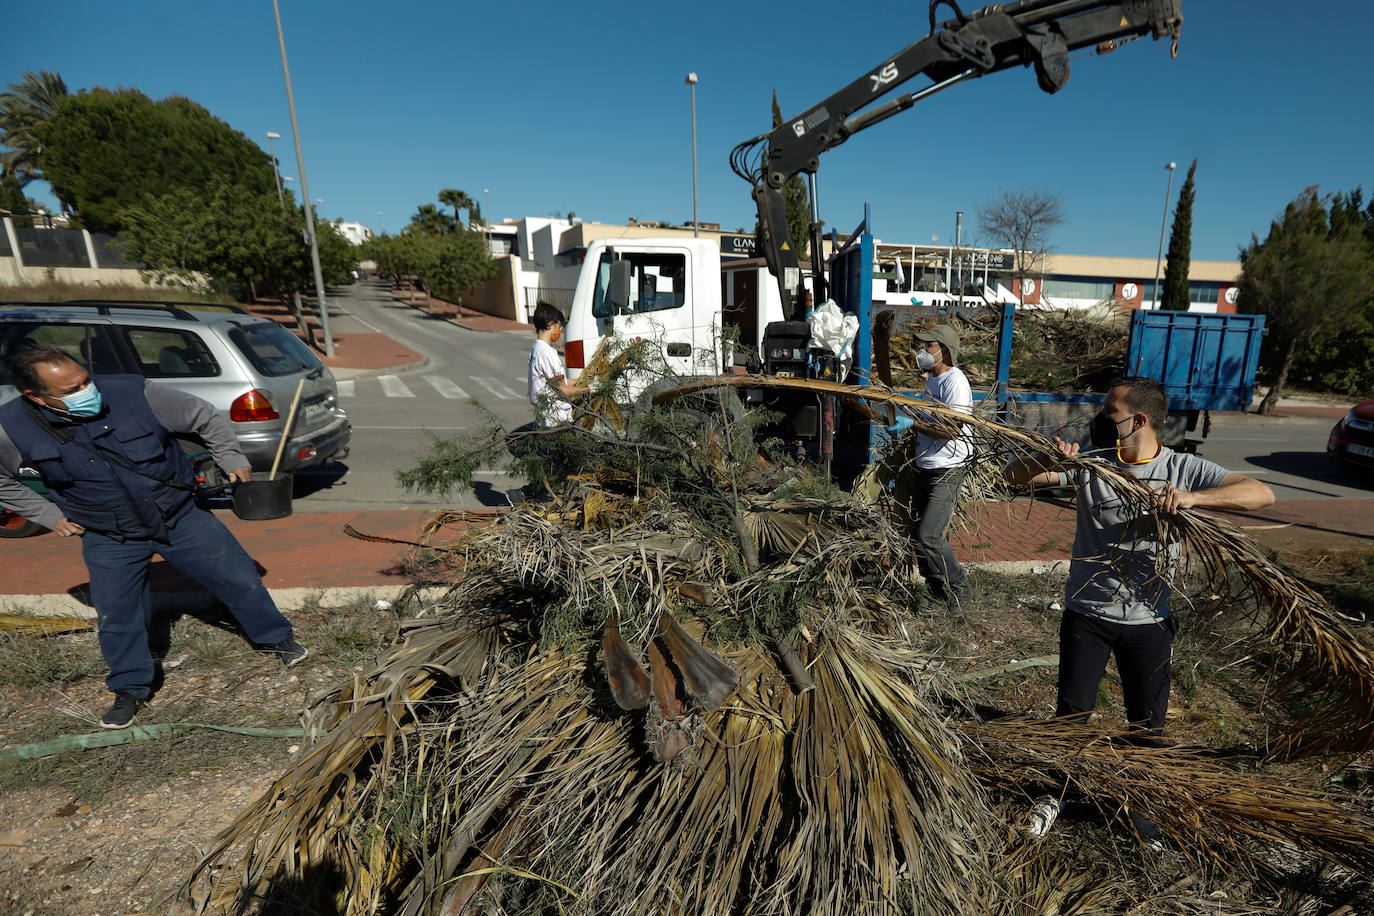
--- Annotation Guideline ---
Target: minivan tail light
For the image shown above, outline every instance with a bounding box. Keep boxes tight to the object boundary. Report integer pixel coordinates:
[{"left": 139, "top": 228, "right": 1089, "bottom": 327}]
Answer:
[
  {"left": 565, "top": 338, "right": 584, "bottom": 369},
  {"left": 230, "top": 389, "right": 280, "bottom": 422}
]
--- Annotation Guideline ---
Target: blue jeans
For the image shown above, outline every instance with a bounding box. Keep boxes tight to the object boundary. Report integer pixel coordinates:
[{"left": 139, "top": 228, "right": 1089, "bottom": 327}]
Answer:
[
  {"left": 81, "top": 506, "right": 293, "bottom": 698},
  {"left": 897, "top": 464, "right": 971, "bottom": 601}
]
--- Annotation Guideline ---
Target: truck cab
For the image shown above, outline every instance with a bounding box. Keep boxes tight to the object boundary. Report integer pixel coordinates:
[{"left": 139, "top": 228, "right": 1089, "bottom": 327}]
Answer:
[
  {"left": 563, "top": 237, "right": 798, "bottom": 391},
  {"left": 564, "top": 237, "right": 724, "bottom": 387}
]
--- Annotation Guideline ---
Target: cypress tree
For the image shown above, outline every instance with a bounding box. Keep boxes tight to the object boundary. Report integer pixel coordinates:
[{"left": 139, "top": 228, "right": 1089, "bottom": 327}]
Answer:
[
  {"left": 1161, "top": 159, "right": 1197, "bottom": 311},
  {"left": 771, "top": 90, "right": 811, "bottom": 260}
]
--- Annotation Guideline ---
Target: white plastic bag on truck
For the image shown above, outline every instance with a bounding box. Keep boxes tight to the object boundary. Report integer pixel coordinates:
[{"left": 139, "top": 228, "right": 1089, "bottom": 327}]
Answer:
[{"left": 808, "top": 299, "right": 859, "bottom": 378}]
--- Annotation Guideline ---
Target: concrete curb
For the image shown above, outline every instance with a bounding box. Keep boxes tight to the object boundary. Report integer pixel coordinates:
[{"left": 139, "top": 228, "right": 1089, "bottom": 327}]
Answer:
[
  {"left": 2, "top": 584, "right": 447, "bottom": 620},
  {"left": 7, "top": 564, "right": 1066, "bottom": 620}
]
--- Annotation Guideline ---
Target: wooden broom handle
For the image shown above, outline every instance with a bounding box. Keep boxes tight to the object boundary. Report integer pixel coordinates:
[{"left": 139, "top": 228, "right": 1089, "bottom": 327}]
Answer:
[{"left": 268, "top": 378, "right": 307, "bottom": 481}]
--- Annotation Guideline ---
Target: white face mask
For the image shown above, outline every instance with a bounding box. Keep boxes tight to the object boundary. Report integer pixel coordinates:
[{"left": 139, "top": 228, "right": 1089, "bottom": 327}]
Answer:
[{"left": 915, "top": 349, "right": 937, "bottom": 371}]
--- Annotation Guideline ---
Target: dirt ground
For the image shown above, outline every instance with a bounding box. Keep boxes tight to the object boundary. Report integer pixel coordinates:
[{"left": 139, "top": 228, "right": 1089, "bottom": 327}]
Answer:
[{"left": 1, "top": 520, "right": 1371, "bottom": 916}]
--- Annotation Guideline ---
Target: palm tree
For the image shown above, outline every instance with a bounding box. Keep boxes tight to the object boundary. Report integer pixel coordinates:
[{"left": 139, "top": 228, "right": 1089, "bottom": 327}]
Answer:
[
  {"left": 406, "top": 203, "right": 450, "bottom": 236},
  {"left": 438, "top": 187, "right": 476, "bottom": 231},
  {"left": 0, "top": 70, "right": 69, "bottom": 186}
]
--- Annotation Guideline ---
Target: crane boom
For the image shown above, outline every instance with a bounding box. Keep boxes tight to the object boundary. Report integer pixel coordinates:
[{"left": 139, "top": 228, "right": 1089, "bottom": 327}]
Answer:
[{"left": 732, "top": 0, "right": 1183, "bottom": 316}]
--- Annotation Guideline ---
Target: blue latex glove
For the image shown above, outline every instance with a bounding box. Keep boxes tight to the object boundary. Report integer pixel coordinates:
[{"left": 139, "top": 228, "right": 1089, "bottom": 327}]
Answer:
[{"left": 884, "top": 414, "right": 914, "bottom": 434}]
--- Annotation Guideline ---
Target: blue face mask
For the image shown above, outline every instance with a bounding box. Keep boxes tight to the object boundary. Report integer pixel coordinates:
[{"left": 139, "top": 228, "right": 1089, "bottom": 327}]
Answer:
[{"left": 59, "top": 381, "right": 104, "bottom": 417}]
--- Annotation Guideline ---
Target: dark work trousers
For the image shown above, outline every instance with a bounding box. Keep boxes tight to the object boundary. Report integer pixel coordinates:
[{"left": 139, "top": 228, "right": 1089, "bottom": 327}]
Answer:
[
  {"left": 1056, "top": 609, "right": 1176, "bottom": 736},
  {"left": 897, "top": 463, "right": 971, "bottom": 602},
  {"left": 82, "top": 505, "right": 294, "bottom": 698}
]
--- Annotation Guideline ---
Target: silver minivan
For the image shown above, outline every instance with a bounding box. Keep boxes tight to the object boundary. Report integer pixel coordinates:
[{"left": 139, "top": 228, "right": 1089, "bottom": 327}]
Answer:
[{"left": 0, "top": 300, "right": 351, "bottom": 474}]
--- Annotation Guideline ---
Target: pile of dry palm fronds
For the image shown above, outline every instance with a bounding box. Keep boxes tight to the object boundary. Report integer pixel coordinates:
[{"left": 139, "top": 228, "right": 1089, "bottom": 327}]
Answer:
[
  {"left": 185, "top": 377, "right": 1374, "bottom": 915},
  {"left": 889, "top": 301, "right": 1129, "bottom": 392}
]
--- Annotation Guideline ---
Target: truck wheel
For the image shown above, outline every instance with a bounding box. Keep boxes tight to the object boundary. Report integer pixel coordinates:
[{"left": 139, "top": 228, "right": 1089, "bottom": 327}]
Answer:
[{"left": 0, "top": 507, "right": 44, "bottom": 538}]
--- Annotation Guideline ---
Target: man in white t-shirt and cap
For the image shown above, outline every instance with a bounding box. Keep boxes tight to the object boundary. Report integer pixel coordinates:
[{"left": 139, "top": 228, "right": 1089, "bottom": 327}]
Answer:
[{"left": 892, "top": 324, "right": 974, "bottom": 612}]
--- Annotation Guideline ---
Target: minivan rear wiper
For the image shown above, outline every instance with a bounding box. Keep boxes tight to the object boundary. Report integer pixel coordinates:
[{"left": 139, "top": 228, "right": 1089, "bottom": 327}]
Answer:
[{"left": 306, "top": 365, "right": 325, "bottom": 380}]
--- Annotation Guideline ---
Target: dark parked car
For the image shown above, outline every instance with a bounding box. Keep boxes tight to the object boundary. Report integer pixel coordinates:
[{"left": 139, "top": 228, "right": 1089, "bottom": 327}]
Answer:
[{"left": 1327, "top": 399, "right": 1374, "bottom": 478}]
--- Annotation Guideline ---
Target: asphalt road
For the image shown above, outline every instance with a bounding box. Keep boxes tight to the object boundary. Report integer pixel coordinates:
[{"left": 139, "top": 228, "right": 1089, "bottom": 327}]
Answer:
[
  {"left": 291, "top": 282, "right": 532, "bottom": 512},
  {"left": 1195, "top": 408, "right": 1372, "bottom": 501}
]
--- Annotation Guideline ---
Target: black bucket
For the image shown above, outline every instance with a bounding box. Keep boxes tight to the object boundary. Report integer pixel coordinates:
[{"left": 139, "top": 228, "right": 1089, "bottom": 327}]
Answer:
[{"left": 230, "top": 473, "right": 294, "bottom": 520}]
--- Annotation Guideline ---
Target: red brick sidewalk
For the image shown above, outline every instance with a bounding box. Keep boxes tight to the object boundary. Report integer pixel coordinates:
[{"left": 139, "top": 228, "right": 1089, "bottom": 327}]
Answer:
[{"left": 3, "top": 509, "right": 501, "bottom": 598}]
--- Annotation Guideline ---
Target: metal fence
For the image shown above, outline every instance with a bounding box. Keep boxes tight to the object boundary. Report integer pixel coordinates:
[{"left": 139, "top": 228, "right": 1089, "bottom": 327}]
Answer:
[
  {"left": 90, "top": 232, "right": 143, "bottom": 269},
  {"left": 521, "top": 286, "right": 575, "bottom": 312},
  {"left": 14, "top": 227, "right": 90, "bottom": 268}
]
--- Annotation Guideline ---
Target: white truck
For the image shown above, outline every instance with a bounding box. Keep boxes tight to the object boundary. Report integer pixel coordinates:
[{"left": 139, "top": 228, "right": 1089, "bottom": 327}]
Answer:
[{"left": 562, "top": 236, "right": 801, "bottom": 386}]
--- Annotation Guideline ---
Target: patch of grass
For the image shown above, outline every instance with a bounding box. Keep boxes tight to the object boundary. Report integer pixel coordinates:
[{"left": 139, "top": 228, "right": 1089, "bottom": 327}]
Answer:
[
  {"left": 169, "top": 623, "right": 244, "bottom": 668},
  {"left": 310, "top": 591, "right": 391, "bottom": 667},
  {"left": 0, "top": 630, "right": 106, "bottom": 688}
]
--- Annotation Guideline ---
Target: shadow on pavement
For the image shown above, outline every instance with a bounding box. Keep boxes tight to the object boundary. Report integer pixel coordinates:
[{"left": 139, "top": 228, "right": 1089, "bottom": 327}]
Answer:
[
  {"left": 294, "top": 464, "right": 350, "bottom": 499},
  {"left": 1246, "top": 451, "right": 1372, "bottom": 494},
  {"left": 472, "top": 480, "right": 516, "bottom": 508}
]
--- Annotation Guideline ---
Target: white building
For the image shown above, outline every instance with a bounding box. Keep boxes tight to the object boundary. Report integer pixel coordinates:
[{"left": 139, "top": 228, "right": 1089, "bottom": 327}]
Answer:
[{"left": 332, "top": 220, "right": 374, "bottom": 246}]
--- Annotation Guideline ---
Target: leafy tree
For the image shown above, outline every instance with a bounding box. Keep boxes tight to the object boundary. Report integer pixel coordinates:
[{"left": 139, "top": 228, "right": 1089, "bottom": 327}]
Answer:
[
  {"left": 1238, "top": 187, "right": 1374, "bottom": 413},
  {"left": 117, "top": 180, "right": 351, "bottom": 296},
  {"left": 362, "top": 230, "right": 496, "bottom": 303},
  {"left": 0, "top": 172, "right": 31, "bottom": 214},
  {"left": 1161, "top": 159, "right": 1197, "bottom": 311},
  {"left": 37, "top": 88, "right": 275, "bottom": 232},
  {"left": 977, "top": 188, "right": 1064, "bottom": 300},
  {"left": 0, "top": 70, "right": 68, "bottom": 186}
]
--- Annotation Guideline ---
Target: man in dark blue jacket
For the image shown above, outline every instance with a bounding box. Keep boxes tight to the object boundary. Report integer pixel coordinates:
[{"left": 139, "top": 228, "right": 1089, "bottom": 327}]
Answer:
[{"left": 0, "top": 347, "right": 307, "bottom": 729}]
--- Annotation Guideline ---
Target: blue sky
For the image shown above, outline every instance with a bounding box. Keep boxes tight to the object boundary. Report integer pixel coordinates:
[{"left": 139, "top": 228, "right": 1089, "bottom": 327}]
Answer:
[{"left": 11, "top": 2, "right": 1373, "bottom": 262}]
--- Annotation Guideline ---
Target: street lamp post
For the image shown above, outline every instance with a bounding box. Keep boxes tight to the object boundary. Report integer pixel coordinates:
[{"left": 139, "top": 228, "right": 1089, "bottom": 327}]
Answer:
[
  {"left": 483, "top": 187, "right": 491, "bottom": 253},
  {"left": 685, "top": 72, "right": 699, "bottom": 238},
  {"left": 266, "top": 131, "right": 284, "bottom": 207},
  {"left": 272, "top": 0, "right": 333, "bottom": 356},
  {"left": 1151, "top": 161, "right": 1177, "bottom": 310}
]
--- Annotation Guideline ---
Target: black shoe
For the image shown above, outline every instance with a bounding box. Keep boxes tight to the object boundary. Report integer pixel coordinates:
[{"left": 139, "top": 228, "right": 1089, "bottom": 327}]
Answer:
[
  {"left": 100, "top": 691, "right": 142, "bottom": 729},
  {"left": 268, "top": 638, "right": 309, "bottom": 668}
]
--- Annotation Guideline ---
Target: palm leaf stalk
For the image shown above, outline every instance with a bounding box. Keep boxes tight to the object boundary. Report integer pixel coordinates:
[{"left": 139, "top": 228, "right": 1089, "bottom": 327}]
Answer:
[
  {"left": 964, "top": 716, "right": 1374, "bottom": 878},
  {"left": 658, "top": 376, "right": 1374, "bottom": 756},
  {"left": 188, "top": 490, "right": 998, "bottom": 914}
]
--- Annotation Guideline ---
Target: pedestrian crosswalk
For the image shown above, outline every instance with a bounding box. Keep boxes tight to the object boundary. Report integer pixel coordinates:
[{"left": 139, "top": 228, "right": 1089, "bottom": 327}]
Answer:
[{"left": 336, "top": 374, "right": 526, "bottom": 401}]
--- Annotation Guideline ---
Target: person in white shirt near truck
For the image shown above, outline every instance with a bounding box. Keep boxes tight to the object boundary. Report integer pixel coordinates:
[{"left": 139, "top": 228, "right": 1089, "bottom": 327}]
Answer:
[{"left": 890, "top": 325, "right": 975, "bottom": 613}]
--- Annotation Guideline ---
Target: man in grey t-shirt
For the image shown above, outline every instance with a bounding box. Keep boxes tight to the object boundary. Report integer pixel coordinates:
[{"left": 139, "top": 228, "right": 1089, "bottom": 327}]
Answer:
[{"left": 1006, "top": 376, "right": 1274, "bottom": 838}]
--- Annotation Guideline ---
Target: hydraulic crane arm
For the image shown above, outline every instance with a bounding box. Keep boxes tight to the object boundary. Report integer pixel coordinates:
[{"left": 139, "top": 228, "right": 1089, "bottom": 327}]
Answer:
[{"left": 732, "top": 0, "right": 1183, "bottom": 316}]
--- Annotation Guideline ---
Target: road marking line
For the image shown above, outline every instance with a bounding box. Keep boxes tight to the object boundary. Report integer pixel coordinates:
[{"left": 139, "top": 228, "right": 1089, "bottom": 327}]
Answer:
[
  {"left": 473, "top": 377, "right": 520, "bottom": 399},
  {"left": 337, "top": 379, "right": 355, "bottom": 398},
  {"left": 378, "top": 375, "right": 415, "bottom": 398},
  {"left": 424, "top": 376, "right": 470, "bottom": 399}
]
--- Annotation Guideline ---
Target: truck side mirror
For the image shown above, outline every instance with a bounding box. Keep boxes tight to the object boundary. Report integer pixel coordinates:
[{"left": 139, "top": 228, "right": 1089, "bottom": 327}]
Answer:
[{"left": 608, "top": 261, "right": 631, "bottom": 314}]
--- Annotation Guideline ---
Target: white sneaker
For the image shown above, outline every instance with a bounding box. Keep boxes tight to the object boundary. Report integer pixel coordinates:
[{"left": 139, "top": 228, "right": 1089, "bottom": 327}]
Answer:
[{"left": 1026, "top": 795, "right": 1062, "bottom": 839}]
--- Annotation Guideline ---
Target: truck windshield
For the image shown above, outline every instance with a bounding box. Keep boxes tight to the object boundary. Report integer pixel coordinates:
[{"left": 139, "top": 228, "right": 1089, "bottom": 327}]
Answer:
[{"left": 592, "top": 251, "right": 687, "bottom": 318}]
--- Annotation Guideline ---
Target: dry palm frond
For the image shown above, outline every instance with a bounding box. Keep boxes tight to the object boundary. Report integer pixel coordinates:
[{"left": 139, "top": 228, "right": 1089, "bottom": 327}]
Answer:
[
  {"left": 888, "top": 302, "right": 1130, "bottom": 391},
  {"left": 188, "top": 579, "right": 996, "bottom": 915},
  {"left": 656, "top": 376, "right": 1374, "bottom": 755},
  {"left": 186, "top": 373, "right": 1374, "bottom": 915},
  {"left": 0, "top": 612, "right": 93, "bottom": 635},
  {"left": 966, "top": 717, "right": 1374, "bottom": 878}
]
